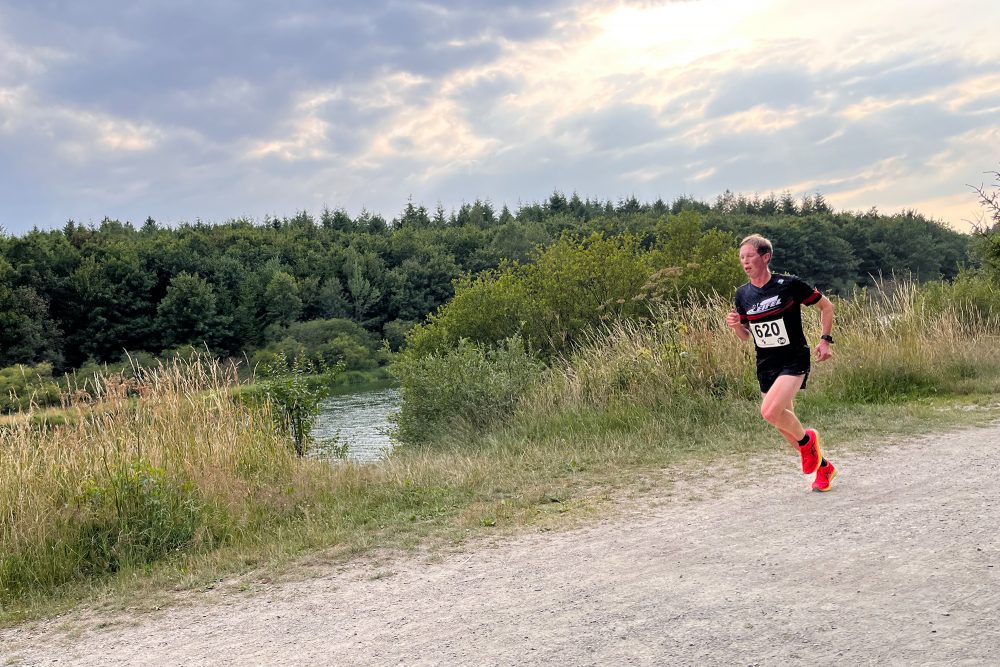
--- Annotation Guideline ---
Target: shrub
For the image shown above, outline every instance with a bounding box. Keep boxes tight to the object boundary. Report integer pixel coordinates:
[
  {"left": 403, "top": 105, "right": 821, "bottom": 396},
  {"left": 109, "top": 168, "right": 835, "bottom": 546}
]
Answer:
[
  {"left": 258, "top": 355, "right": 342, "bottom": 456},
  {"left": 390, "top": 336, "right": 544, "bottom": 445},
  {"left": 920, "top": 272, "right": 1000, "bottom": 325},
  {"left": 252, "top": 318, "right": 384, "bottom": 371},
  {"left": 0, "top": 363, "right": 61, "bottom": 413},
  {"left": 645, "top": 211, "right": 745, "bottom": 300},
  {"left": 407, "top": 233, "right": 654, "bottom": 359},
  {"left": 405, "top": 269, "right": 532, "bottom": 357},
  {"left": 317, "top": 334, "right": 379, "bottom": 370},
  {"left": 67, "top": 461, "right": 205, "bottom": 578},
  {"left": 406, "top": 219, "right": 745, "bottom": 363},
  {"left": 0, "top": 358, "right": 314, "bottom": 603}
]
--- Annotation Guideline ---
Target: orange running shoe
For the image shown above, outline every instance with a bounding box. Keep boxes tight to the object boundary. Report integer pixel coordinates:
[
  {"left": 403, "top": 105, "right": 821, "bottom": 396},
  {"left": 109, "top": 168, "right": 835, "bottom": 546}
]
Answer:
[
  {"left": 812, "top": 461, "right": 837, "bottom": 492},
  {"left": 798, "top": 428, "right": 821, "bottom": 474}
]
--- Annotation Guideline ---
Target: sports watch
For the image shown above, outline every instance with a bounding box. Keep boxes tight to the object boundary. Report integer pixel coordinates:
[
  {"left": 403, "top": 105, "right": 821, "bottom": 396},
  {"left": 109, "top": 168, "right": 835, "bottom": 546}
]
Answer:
[{"left": 820, "top": 334, "right": 834, "bottom": 344}]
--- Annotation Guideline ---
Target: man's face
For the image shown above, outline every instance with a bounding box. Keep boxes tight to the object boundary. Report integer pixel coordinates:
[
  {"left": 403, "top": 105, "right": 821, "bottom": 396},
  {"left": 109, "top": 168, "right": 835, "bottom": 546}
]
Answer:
[{"left": 738, "top": 244, "right": 770, "bottom": 278}]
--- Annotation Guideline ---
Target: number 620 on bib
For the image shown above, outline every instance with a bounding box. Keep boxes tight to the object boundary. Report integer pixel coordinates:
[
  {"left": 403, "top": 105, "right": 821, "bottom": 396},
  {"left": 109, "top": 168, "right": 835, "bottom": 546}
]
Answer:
[{"left": 750, "top": 319, "right": 790, "bottom": 348}]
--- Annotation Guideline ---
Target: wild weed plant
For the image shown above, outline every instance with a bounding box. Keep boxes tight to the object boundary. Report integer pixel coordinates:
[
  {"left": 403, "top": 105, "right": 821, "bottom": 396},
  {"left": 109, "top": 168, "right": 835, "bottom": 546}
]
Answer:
[
  {"left": 3, "top": 277, "right": 999, "bottom": 620},
  {"left": 394, "top": 276, "right": 1000, "bottom": 454},
  {"left": 0, "top": 358, "right": 324, "bottom": 606},
  {"left": 390, "top": 336, "right": 545, "bottom": 445},
  {"left": 531, "top": 279, "right": 1000, "bottom": 417}
]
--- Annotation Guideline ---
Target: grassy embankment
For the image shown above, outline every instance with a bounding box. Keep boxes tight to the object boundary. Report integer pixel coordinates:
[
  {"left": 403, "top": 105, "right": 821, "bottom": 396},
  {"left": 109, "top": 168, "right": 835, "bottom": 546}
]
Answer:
[
  {"left": 0, "top": 365, "right": 394, "bottom": 430},
  {"left": 2, "top": 283, "right": 1000, "bottom": 625}
]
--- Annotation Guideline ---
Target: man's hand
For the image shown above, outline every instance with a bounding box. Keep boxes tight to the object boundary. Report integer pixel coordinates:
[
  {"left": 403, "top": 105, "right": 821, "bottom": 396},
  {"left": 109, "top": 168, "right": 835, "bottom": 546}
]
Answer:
[
  {"left": 726, "top": 310, "right": 750, "bottom": 341},
  {"left": 814, "top": 339, "right": 833, "bottom": 362}
]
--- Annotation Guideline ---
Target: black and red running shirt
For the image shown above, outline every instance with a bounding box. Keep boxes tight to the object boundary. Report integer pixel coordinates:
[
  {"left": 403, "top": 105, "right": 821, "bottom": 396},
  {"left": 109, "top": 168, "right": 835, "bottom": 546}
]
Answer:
[{"left": 735, "top": 273, "right": 822, "bottom": 362}]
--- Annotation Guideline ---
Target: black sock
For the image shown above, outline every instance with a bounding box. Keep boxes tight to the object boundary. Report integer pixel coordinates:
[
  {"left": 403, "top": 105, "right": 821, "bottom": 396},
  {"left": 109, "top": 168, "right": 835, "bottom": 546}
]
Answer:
[
  {"left": 820, "top": 458, "right": 828, "bottom": 467},
  {"left": 797, "top": 434, "right": 810, "bottom": 446}
]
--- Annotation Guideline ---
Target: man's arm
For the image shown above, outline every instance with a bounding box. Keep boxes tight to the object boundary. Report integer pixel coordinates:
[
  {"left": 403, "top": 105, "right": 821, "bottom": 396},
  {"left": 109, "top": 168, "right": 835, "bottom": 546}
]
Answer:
[
  {"left": 814, "top": 296, "right": 833, "bottom": 361},
  {"left": 726, "top": 309, "right": 751, "bottom": 341}
]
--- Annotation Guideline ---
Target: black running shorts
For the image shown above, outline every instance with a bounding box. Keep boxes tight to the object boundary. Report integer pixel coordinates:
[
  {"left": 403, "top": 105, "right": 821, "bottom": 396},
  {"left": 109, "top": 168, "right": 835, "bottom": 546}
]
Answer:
[{"left": 757, "top": 350, "right": 811, "bottom": 394}]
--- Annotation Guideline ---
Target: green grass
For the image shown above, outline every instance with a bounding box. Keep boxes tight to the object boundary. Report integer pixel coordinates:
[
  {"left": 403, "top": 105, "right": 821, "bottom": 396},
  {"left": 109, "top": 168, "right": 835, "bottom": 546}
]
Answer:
[
  {"left": 3, "top": 282, "right": 1000, "bottom": 626},
  {"left": 3, "top": 392, "right": 998, "bottom": 627}
]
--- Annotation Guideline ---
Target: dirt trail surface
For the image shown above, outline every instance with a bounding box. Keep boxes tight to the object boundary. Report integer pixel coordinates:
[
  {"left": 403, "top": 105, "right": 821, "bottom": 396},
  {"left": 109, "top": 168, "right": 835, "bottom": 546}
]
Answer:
[{"left": 5, "top": 425, "right": 1000, "bottom": 666}]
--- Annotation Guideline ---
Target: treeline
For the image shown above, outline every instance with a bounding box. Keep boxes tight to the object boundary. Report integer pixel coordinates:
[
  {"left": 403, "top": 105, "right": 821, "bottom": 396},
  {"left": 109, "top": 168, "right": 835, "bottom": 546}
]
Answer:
[{"left": 0, "top": 191, "right": 973, "bottom": 373}]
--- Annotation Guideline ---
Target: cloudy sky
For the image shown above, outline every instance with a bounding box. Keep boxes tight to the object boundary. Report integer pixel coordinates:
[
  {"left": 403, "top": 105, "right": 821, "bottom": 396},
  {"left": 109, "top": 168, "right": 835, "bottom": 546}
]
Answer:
[{"left": 1, "top": 0, "right": 998, "bottom": 234}]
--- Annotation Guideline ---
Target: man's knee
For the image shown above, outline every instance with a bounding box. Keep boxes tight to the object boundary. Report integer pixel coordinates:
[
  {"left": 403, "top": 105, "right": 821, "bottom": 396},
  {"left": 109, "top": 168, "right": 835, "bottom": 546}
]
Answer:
[{"left": 760, "top": 402, "right": 785, "bottom": 424}]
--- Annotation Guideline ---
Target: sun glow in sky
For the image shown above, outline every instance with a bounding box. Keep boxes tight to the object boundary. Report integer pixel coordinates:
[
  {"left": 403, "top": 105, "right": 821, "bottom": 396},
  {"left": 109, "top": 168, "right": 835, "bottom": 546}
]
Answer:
[
  {"left": 0, "top": 0, "right": 998, "bottom": 232},
  {"left": 597, "top": 0, "right": 762, "bottom": 68}
]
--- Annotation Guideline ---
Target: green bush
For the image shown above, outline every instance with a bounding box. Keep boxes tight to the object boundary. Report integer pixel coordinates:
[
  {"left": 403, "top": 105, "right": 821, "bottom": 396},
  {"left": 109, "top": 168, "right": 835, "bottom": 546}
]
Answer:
[
  {"left": 252, "top": 318, "right": 385, "bottom": 371},
  {"left": 407, "top": 232, "right": 653, "bottom": 359},
  {"left": 920, "top": 272, "right": 1000, "bottom": 324},
  {"left": 645, "top": 211, "right": 745, "bottom": 299},
  {"left": 0, "top": 363, "right": 61, "bottom": 413},
  {"left": 406, "top": 269, "right": 532, "bottom": 357},
  {"left": 72, "top": 461, "right": 205, "bottom": 574},
  {"left": 1, "top": 461, "right": 206, "bottom": 600},
  {"left": 258, "top": 355, "right": 341, "bottom": 456},
  {"left": 316, "top": 334, "right": 378, "bottom": 370},
  {"left": 390, "top": 336, "right": 544, "bottom": 445},
  {"left": 406, "top": 218, "right": 744, "bottom": 362}
]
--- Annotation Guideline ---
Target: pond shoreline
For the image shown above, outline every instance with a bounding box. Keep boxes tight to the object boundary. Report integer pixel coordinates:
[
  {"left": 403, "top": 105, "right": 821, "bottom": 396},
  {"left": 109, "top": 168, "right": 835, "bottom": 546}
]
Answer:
[{"left": 311, "top": 385, "right": 401, "bottom": 463}]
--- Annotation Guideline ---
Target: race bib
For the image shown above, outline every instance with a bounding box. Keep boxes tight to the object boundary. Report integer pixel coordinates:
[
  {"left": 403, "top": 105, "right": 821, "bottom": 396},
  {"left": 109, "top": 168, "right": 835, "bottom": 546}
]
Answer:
[{"left": 750, "top": 318, "right": 790, "bottom": 348}]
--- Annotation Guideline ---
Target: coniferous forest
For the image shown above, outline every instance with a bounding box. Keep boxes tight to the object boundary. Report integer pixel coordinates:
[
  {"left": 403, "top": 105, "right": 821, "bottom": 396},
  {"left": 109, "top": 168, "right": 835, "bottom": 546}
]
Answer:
[{"left": 0, "top": 191, "right": 977, "bottom": 384}]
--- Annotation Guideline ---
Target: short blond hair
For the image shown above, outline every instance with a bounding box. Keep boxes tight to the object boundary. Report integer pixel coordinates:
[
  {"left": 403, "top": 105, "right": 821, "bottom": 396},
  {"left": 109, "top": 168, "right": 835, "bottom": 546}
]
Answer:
[{"left": 739, "top": 234, "right": 772, "bottom": 256}]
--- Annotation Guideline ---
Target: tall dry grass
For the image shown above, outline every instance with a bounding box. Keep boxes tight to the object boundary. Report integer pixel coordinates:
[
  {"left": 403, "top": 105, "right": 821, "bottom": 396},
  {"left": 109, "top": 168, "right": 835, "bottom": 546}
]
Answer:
[
  {"left": 0, "top": 355, "right": 569, "bottom": 616},
  {"left": 827, "top": 280, "right": 1000, "bottom": 401},
  {"left": 525, "top": 281, "right": 1000, "bottom": 418},
  {"left": 4, "top": 280, "right": 999, "bottom": 618},
  {"left": 530, "top": 297, "right": 753, "bottom": 414},
  {"left": 0, "top": 358, "right": 328, "bottom": 604}
]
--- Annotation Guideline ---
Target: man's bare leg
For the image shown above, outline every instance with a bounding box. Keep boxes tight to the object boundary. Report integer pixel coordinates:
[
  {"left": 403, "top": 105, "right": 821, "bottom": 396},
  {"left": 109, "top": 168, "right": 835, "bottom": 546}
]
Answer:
[
  {"left": 761, "top": 374, "right": 829, "bottom": 481},
  {"left": 761, "top": 392, "right": 802, "bottom": 448},
  {"left": 760, "top": 374, "right": 807, "bottom": 439}
]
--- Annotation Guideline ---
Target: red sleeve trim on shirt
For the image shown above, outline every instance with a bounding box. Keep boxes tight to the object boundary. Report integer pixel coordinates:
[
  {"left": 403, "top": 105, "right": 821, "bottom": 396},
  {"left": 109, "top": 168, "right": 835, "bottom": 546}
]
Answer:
[{"left": 803, "top": 290, "right": 822, "bottom": 306}]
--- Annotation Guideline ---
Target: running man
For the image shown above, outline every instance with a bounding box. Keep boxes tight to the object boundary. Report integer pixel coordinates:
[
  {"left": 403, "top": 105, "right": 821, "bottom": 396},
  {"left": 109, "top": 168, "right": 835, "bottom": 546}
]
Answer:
[{"left": 726, "top": 234, "right": 837, "bottom": 491}]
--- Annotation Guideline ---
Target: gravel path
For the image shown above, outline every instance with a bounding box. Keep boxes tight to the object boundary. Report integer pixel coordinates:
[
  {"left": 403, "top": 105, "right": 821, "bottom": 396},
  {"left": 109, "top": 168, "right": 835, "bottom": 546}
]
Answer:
[{"left": 4, "top": 425, "right": 1000, "bottom": 666}]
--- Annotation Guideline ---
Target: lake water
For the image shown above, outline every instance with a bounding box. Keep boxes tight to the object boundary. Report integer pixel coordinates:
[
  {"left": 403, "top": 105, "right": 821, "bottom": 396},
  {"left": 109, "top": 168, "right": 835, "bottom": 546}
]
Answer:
[{"left": 310, "top": 386, "right": 401, "bottom": 462}]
